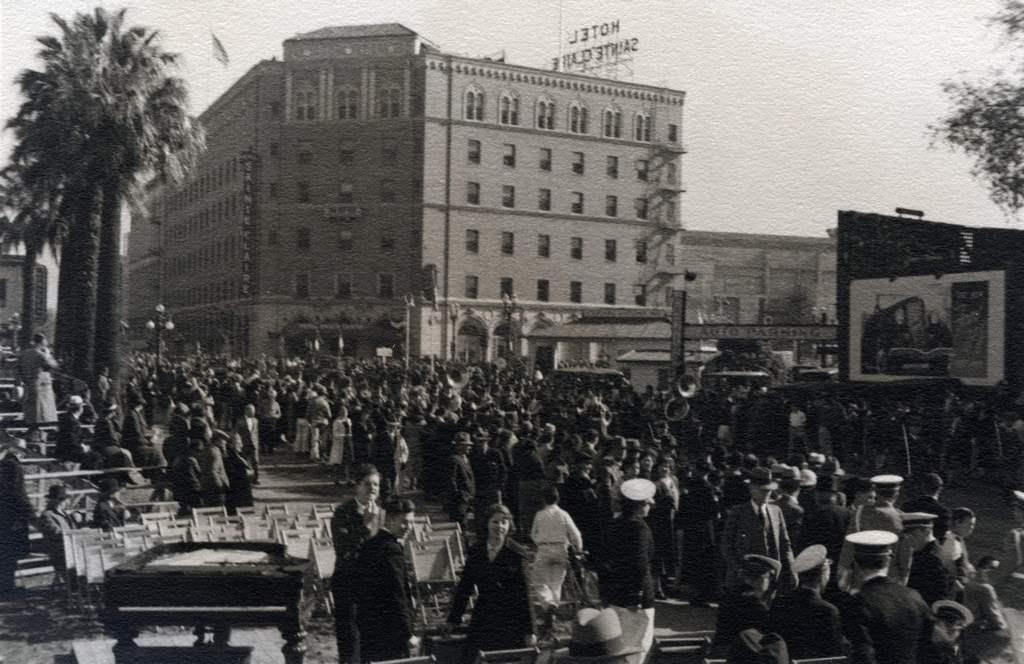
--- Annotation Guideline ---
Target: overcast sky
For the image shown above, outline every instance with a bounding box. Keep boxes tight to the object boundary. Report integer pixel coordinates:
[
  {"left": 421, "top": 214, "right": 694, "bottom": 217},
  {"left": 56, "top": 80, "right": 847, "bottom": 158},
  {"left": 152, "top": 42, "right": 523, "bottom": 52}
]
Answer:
[{"left": 0, "top": 0, "right": 1015, "bottom": 238}]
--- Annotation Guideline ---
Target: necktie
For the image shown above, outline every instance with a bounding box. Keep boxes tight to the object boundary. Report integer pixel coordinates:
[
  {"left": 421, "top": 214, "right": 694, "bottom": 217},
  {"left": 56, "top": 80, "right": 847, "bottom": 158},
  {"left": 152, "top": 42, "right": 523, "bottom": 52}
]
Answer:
[{"left": 762, "top": 507, "right": 779, "bottom": 558}]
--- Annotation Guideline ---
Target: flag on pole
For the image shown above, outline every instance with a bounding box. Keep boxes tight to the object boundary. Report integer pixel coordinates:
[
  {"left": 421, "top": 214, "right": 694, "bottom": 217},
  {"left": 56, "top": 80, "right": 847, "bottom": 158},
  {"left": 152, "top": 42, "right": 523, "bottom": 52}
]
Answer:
[{"left": 212, "top": 33, "right": 230, "bottom": 67}]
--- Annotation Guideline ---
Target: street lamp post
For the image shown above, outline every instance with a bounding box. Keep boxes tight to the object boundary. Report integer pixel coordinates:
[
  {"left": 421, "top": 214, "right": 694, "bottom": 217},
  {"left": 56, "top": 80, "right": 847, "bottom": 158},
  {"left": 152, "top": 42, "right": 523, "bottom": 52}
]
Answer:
[
  {"left": 404, "top": 294, "right": 416, "bottom": 369},
  {"left": 449, "top": 302, "right": 460, "bottom": 361},
  {"left": 145, "top": 304, "right": 175, "bottom": 370},
  {"left": 501, "top": 293, "right": 518, "bottom": 357}
]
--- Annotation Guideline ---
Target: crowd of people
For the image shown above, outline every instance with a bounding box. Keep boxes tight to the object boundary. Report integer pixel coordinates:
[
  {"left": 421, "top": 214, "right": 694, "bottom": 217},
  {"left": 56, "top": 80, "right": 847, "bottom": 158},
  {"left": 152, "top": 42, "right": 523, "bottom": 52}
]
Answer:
[{"left": 5, "top": 346, "right": 1024, "bottom": 662}]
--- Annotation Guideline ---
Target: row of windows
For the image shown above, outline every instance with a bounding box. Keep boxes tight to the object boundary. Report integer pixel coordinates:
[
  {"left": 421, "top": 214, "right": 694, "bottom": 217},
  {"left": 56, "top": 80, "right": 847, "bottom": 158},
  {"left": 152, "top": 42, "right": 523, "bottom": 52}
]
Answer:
[
  {"left": 468, "top": 141, "right": 678, "bottom": 183},
  {"left": 269, "top": 141, "right": 402, "bottom": 165},
  {"left": 292, "top": 273, "right": 394, "bottom": 299},
  {"left": 463, "top": 87, "right": 678, "bottom": 143},
  {"left": 165, "top": 236, "right": 240, "bottom": 276},
  {"left": 168, "top": 158, "right": 241, "bottom": 212},
  {"left": 463, "top": 276, "right": 639, "bottom": 305},
  {"left": 167, "top": 195, "right": 239, "bottom": 241},
  {"left": 465, "top": 229, "right": 653, "bottom": 262},
  {"left": 292, "top": 84, "right": 402, "bottom": 121},
  {"left": 268, "top": 179, "right": 419, "bottom": 204},
  {"left": 264, "top": 228, "right": 405, "bottom": 253},
  {"left": 166, "top": 277, "right": 242, "bottom": 308},
  {"left": 465, "top": 182, "right": 670, "bottom": 220}
]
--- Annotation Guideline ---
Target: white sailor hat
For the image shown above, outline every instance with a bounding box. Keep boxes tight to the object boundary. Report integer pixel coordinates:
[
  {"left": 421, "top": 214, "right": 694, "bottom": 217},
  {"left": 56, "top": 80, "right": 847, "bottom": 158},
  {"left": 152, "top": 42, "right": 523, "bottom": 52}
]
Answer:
[
  {"left": 620, "top": 478, "right": 656, "bottom": 503},
  {"left": 932, "top": 600, "right": 974, "bottom": 627},
  {"left": 870, "top": 474, "right": 904, "bottom": 488},
  {"left": 1012, "top": 490, "right": 1024, "bottom": 506},
  {"left": 68, "top": 395, "right": 84, "bottom": 406},
  {"left": 808, "top": 453, "right": 826, "bottom": 466},
  {"left": 845, "top": 530, "right": 899, "bottom": 555},
  {"left": 792, "top": 544, "right": 828, "bottom": 575},
  {"left": 901, "top": 512, "right": 937, "bottom": 529},
  {"left": 799, "top": 468, "right": 818, "bottom": 488}
]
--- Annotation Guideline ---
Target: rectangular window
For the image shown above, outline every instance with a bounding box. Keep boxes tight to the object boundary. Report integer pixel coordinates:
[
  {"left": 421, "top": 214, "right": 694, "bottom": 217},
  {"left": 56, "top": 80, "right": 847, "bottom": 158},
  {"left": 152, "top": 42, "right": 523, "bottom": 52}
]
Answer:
[
  {"left": 636, "top": 159, "right": 649, "bottom": 181},
  {"left": 636, "top": 240, "right": 648, "bottom": 263},
  {"left": 337, "top": 182, "right": 354, "bottom": 204},
  {"left": 571, "top": 151, "right": 584, "bottom": 175},
  {"left": 338, "top": 230, "right": 354, "bottom": 251},
  {"left": 269, "top": 102, "right": 282, "bottom": 119},
  {"left": 269, "top": 142, "right": 280, "bottom": 157},
  {"left": 382, "top": 144, "right": 397, "bottom": 163},
  {"left": 606, "top": 155, "right": 619, "bottom": 178},
  {"left": 605, "top": 195, "right": 618, "bottom": 217},
  {"left": 465, "top": 229, "right": 479, "bottom": 254},
  {"left": 465, "top": 275, "right": 479, "bottom": 299},
  {"left": 668, "top": 123, "right": 679, "bottom": 143},
  {"left": 503, "top": 143, "right": 516, "bottom": 167},
  {"left": 379, "top": 179, "right": 396, "bottom": 203},
  {"left": 500, "top": 277, "right": 514, "bottom": 298},
  {"left": 466, "top": 182, "right": 480, "bottom": 205},
  {"left": 297, "top": 181, "right": 310, "bottom": 203},
  {"left": 296, "top": 227, "right": 311, "bottom": 250},
  {"left": 571, "top": 237, "right": 583, "bottom": 260},
  {"left": 339, "top": 149, "right": 354, "bottom": 164},
  {"left": 635, "top": 197, "right": 649, "bottom": 220},
  {"left": 269, "top": 182, "right": 278, "bottom": 200},
  {"left": 380, "top": 236, "right": 395, "bottom": 252},
  {"left": 570, "top": 281, "right": 582, "bottom": 303},
  {"left": 335, "top": 274, "right": 352, "bottom": 299},
  {"left": 604, "top": 283, "right": 616, "bottom": 305},
  {"left": 267, "top": 229, "right": 279, "bottom": 246},
  {"left": 539, "top": 148, "right": 552, "bottom": 171},
  {"left": 665, "top": 243, "right": 676, "bottom": 265},
  {"left": 538, "top": 188, "right": 551, "bottom": 211},
  {"left": 295, "top": 273, "right": 310, "bottom": 298},
  {"left": 468, "top": 139, "right": 481, "bottom": 164},
  {"left": 538, "top": 234, "right": 551, "bottom": 258},
  {"left": 605, "top": 239, "right": 617, "bottom": 262},
  {"left": 501, "top": 231, "right": 515, "bottom": 255},
  {"left": 537, "top": 279, "right": 550, "bottom": 302},
  {"left": 571, "top": 192, "right": 584, "bottom": 214},
  {"left": 297, "top": 147, "right": 312, "bottom": 164},
  {"left": 377, "top": 273, "right": 394, "bottom": 298},
  {"left": 635, "top": 284, "right": 647, "bottom": 306},
  {"left": 502, "top": 185, "right": 516, "bottom": 208}
]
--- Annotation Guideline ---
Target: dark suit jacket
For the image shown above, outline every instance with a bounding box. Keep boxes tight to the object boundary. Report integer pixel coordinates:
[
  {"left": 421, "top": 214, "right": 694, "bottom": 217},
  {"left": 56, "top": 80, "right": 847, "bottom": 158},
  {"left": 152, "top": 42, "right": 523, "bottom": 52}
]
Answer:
[
  {"left": 843, "top": 575, "right": 933, "bottom": 664},
  {"left": 908, "top": 539, "right": 955, "bottom": 606},
  {"left": 353, "top": 529, "right": 412, "bottom": 643},
  {"left": 448, "top": 541, "right": 533, "bottom": 651},
  {"left": 448, "top": 453, "right": 475, "bottom": 508},
  {"left": 55, "top": 412, "right": 86, "bottom": 462},
  {"left": 121, "top": 407, "right": 148, "bottom": 452},
  {"left": 721, "top": 501, "right": 796, "bottom": 585},
  {"left": 767, "top": 586, "right": 845, "bottom": 659},
  {"left": 598, "top": 514, "right": 655, "bottom": 608},
  {"left": 330, "top": 498, "right": 376, "bottom": 577},
  {"left": 802, "top": 502, "right": 850, "bottom": 563},
  {"left": 0, "top": 453, "right": 34, "bottom": 559},
  {"left": 902, "top": 495, "right": 951, "bottom": 542},
  {"left": 709, "top": 583, "right": 769, "bottom": 657}
]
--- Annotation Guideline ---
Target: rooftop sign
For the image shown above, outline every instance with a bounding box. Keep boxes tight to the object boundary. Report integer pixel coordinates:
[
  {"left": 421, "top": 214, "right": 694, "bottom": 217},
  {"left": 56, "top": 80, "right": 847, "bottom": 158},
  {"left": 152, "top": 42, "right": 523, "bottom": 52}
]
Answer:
[{"left": 552, "top": 19, "right": 638, "bottom": 76}]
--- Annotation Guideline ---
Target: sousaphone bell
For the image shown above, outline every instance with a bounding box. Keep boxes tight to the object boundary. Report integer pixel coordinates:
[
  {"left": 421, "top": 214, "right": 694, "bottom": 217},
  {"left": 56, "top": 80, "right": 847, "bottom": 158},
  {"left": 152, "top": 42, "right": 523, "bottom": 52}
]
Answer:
[
  {"left": 446, "top": 367, "right": 469, "bottom": 391},
  {"left": 664, "top": 375, "right": 699, "bottom": 422}
]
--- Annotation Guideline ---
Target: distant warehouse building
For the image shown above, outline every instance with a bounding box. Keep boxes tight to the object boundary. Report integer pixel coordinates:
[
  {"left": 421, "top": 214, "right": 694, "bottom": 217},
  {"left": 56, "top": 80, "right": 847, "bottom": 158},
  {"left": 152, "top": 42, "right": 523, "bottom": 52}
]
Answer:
[{"left": 133, "top": 23, "right": 689, "bottom": 358}]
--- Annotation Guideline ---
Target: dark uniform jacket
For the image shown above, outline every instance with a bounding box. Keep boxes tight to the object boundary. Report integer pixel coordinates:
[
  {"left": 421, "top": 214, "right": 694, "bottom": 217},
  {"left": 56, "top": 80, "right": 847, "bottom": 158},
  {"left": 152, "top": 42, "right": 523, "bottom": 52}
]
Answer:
[
  {"left": 448, "top": 541, "right": 534, "bottom": 652},
  {"left": 843, "top": 575, "right": 933, "bottom": 664},
  {"left": 709, "top": 582, "right": 770, "bottom": 657},
  {"left": 907, "top": 539, "right": 956, "bottom": 606},
  {"left": 352, "top": 528, "right": 413, "bottom": 660},
  {"left": 802, "top": 502, "right": 850, "bottom": 563},
  {"left": 598, "top": 514, "right": 655, "bottom": 608},
  {"left": 330, "top": 498, "right": 377, "bottom": 577},
  {"left": 766, "top": 586, "right": 845, "bottom": 659},
  {"left": 902, "top": 495, "right": 950, "bottom": 542}
]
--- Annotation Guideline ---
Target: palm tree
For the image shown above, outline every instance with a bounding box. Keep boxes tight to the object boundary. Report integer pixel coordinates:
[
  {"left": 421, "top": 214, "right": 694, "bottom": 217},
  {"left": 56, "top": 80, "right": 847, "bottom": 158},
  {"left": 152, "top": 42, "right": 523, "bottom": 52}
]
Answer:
[
  {"left": 7, "top": 8, "right": 203, "bottom": 385},
  {"left": 0, "top": 165, "right": 63, "bottom": 347}
]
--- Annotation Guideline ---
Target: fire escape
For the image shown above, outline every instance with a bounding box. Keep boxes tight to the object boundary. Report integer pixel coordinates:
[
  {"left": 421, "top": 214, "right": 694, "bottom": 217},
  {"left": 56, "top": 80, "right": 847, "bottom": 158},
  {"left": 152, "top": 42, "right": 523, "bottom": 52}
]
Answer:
[{"left": 635, "top": 137, "right": 687, "bottom": 306}]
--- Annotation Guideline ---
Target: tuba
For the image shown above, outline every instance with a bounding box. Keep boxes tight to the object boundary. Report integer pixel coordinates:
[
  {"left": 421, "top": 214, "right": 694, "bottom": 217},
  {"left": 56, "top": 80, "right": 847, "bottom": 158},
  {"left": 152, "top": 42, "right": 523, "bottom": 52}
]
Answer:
[
  {"left": 446, "top": 367, "right": 469, "bottom": 391},
  {"left": 664, "top": 374, "right": 699, "bottom": 422}
]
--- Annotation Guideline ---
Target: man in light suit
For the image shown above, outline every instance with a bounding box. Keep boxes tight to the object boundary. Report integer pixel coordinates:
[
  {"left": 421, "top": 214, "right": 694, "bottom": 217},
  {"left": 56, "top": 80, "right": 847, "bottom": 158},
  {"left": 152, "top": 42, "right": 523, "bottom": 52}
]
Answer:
[
  {"left": 721, "top": 467, "right": 796, "bottom": 590},
  {"left": 237, "top": 403, "right": 260, "bottom": 485}
]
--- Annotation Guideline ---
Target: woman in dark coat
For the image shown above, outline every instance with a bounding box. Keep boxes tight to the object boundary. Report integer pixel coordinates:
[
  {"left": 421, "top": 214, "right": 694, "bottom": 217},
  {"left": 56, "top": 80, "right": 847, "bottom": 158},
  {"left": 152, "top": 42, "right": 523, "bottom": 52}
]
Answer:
[
  {"left": 447, "top": 503, "right": 536, "bottom": 662},
  {"left": 223, "top": 433, "right": 254, "bottom": 515},
  {"left": 330, "top": 464, "right": 382, "bottom": 664},
  {"left": 0, "top": 439, "right": 34, "bottom": 596}
]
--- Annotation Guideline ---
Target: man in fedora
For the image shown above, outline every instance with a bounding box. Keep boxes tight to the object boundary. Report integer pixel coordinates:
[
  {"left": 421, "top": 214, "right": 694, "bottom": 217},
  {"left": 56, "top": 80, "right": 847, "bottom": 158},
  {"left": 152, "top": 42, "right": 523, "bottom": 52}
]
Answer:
[
  {"left": 710, "top": 554, "right": 780, "bottom": 657},
  {"left": 559, "top": 607, "right": 642, "bottom": 664},
  {"left": 721, "top": 467, "right": 796, "bottom": 590},
  {"left": 447, "top": 432, "right": 475, "bottom": 535}
]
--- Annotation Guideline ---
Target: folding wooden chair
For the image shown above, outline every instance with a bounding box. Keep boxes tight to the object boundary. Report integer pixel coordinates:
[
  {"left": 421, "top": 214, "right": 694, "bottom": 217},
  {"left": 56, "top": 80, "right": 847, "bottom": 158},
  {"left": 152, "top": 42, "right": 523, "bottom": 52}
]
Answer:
[
  {"left": 233, "top": 505, "right": 260, "bottom": 516},
  {"left": 406, "top": 539, "right": 458, "bottom": 623},
  {"left": 143, "top": 532, "right": 187, "bottom": 548},
  {"left": 649, "top": 636, "right": 710, "bottom": 664},
  {"left": 474, "top": 647, "right": 540, "bottom": 664},
  {"left": 279, "top": 529, "right": 315, "bottom": 559},
  {"left": 792, "top": 658, "right": 848, "bottom": 664},
  {"left": 307, "top": 538, "right": 336, "bottom": 614},
  {"left": 242, "top": 523, "right": 275, "bottom": 541},
  {"left": 157, "top": 521, "right": 191, "bottom": 537},
  {"left": 311, "top": 503, "right": 336, "bottom": 518},
  {"left": 141, "top": 511, "right": 175, "bottom": 531},
  {"left": 702, "top": 659, "right": 727, "bottom": 664},
  {"left": 369, "top": 657, "right": 435, "bottom": 664},
  {"left": 263, "top": 503, "right": 290, "bottom": 518}
]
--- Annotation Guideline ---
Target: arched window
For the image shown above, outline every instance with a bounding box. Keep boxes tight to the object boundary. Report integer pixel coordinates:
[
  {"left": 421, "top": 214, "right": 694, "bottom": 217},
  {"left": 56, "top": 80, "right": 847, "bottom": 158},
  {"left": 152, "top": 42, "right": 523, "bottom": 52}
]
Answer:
[
  {"left": 376, "top": 86, "right": 401, "bottom": 118},
  {"left": 634, "top": 112, "right": 652, "bottom": 142},
  {"left": 499, "top": 92, "right": 520, "bottom": 125},
  {"left": 336, "top": 86, "right": 359, "bottom": 120},
  {"left": 294, "top": 84, "right": 318, "bottom": 121},
  {"left": 603, "top": 107, "right": 622, "bottom": 138},
  {"left": 464, "top": 86, "right": 484, "bottom": 121},
  {"left": 536, "top": 97, "right": 555, "bottom": 130},
  {"left": 569, "top": 102, "right": 589, "bottom": 134}
]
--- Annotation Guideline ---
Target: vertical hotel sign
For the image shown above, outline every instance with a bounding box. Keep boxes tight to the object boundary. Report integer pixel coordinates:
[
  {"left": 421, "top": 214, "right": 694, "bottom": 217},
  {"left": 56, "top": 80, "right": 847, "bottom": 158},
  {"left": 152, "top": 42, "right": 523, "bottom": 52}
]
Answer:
[
  {"left": 240, "top": 151, "right": 257, "bottom": 298},
  {"left": 670, "top": 289, "right": 686, "bottom": 380}
]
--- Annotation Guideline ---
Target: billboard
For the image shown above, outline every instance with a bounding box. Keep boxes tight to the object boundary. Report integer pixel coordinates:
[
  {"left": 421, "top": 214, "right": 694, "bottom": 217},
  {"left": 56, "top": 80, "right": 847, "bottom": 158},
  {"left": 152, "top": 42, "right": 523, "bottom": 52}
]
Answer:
[{"left": 848, "top": 270, "right": 1005, "bottom": 385}]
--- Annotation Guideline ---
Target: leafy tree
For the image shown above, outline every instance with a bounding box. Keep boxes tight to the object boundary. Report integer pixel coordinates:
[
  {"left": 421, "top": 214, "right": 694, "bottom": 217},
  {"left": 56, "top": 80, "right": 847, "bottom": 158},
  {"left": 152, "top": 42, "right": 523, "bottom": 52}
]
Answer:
[{"left": 934, "top": 0, "right": 1024, "bottom": 214}]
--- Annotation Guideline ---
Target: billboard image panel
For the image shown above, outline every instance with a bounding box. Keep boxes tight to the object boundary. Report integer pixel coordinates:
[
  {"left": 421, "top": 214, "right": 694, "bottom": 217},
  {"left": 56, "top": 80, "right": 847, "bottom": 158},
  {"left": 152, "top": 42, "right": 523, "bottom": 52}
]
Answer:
[{"left": 848, "top": 270, "right": 1005, "bottom": 385}]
